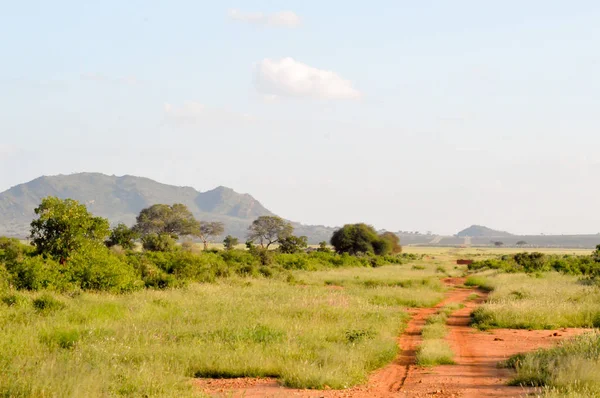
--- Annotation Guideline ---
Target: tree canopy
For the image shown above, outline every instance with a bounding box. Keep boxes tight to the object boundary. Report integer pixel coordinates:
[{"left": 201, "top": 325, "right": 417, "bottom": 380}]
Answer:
[
  {"left": 133, "top": 204, "right": 199, "bottom": 239},
  {"left": 106, "top": 223, "right": 139, "bottom": 250},
  {"left": 247, "top": 216, "right": 293, "bottom": 249},
  {"left": 30, "top": 197, "right": 110, "bottom": 262},
  {"left": 197, "top": 221, "right": 225, "bottom": 250},
  {"left": 379, "top": 232, "right": 402, "bottom": 254},
  {"left": 330, "top": 224, "right": 400, "bottom": 256},
  {"left": 330, "top": 223, "right": 378, "bottom": 255},
  {"left": 223, "top": 235, "right": 239, "bottom": 250},
  {"left": 278, "top": 235, "right": 308, "bottom": 254}
]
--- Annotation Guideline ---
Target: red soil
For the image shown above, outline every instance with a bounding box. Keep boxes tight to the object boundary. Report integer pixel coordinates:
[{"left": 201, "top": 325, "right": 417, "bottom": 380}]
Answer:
[{"left": 195, "top": 278, "right": 588, "bottom": 397}]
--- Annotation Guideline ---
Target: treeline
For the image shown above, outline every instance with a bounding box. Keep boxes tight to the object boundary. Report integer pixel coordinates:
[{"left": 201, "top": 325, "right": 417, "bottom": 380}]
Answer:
[
  {"left": 0, "top": 197, "right": 412, "bottom": 293},
  {"left": 468, "top": 248, "right": 600, "bottom": 277}
]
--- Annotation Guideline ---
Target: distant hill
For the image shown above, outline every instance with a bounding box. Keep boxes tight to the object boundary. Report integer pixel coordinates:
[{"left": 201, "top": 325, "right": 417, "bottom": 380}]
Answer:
[
  {"left": 0, "top": 173, "right": 335, "bottom": 243},
  {"left": 456, "top": 225, "right": 513, "bottom": 237}
]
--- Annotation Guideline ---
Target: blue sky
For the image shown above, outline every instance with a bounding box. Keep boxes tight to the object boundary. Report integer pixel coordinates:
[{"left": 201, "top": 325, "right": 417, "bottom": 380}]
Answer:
[{"left": 1, "top": 1, "right": 599, "bottom": 235}]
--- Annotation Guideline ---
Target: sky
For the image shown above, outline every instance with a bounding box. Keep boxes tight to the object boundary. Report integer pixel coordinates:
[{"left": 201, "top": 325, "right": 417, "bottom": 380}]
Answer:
[{"left": 1, "top": 1, "right": 599, "bottom": 235}]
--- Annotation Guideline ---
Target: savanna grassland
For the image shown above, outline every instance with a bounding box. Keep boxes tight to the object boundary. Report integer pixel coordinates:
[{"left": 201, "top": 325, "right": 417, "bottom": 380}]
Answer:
[
  {"left": 2, "top": 201, "right": 600, "bottom": 398},
  {"left": 0, "top": 258, "right": 456, "bottom": 397}
]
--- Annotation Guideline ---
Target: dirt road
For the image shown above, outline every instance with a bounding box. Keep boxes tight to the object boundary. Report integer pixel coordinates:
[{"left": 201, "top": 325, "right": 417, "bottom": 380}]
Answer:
[{"left": 197, "top": 278, "right": 587, "bottom": 397}]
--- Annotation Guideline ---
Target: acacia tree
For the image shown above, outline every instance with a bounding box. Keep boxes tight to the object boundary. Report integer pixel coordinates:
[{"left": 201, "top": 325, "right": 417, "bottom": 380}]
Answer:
[
  {"left": 247, "top": 216, "right": 293, "bottom": 249},
  {"left": 330, "top": 223, "right": 381, "bottom": 255},
  {"left": 197, "top": 221, "right": 225, "bottom": 250},
  {"left": 133, "top": 204, "right": 199, "bottom": 251},
  {"left": 278, "top": 235, "right": 308, "bottom": 254},
  {"left": 30, "top": 197, "right": 110, "bottom": 263},
  {"left": 223, "top": 235, "right": 239, "bottom": 250}
]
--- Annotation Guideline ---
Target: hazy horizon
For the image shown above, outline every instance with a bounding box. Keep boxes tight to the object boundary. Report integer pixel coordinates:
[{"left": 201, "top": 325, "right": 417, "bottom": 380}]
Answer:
[{"left": 1, "top": 1, "right": 599, "bottom": 236}]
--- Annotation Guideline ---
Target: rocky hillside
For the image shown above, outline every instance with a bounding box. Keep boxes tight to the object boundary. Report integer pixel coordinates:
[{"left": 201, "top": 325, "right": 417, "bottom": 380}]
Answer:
[{"left": 0, "top": 173, "right": 334, "bottom": 242}]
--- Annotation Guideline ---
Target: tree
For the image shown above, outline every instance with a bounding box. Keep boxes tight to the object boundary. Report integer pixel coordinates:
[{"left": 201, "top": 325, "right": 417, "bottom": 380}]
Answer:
[
  {"left": 330, "top": 223, "right": 381, "bottom": 255},
  {"left": 197, "top": 221, "right": 225, "bottom": 250},
  {"left": 516, "top": 240, "right": 527, "bottom": 247},
  {"left": 593, "top": 244, "right": 600, "bottom": 262},
  {"left": 494, "top": 241, "right": 504, "bottom": 247},
  {"left": 223, "top": 235, "right": 239, "bottom": 250},
  {"left": 379, "top": 232, "right": 402, "bottom": 254},
  {"left": 247, "top": 216, "right": 293, "bottom": 249},
  {"left": 133, "top": 204, "right": 199, "bottom": 238},
  {"left": 106, "top": 223, "right": 139, "bottom": 250},
  {"left": 278, "top": 235, "right": 308, "bottom": 254},
  {"left": 30, "top": 197, "right": 110, "bottom": 263},
  {"left": 317, "top": 241, "right": 330, "bottom": 253},
  {"left": 133, "top": 204, "right": 200, "bottom": 251}
]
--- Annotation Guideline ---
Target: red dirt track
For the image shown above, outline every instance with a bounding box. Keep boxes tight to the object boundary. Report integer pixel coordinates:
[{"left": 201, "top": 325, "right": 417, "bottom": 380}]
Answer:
[{"left": 196, "top": 278, "right": 587, "bottom": 397}]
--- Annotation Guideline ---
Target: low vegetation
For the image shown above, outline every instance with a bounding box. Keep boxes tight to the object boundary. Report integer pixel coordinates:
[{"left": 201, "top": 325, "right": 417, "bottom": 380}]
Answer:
[
  {"left": 415, "top": 303, "right": 463, "bottom": 366},
  {"left": 467, "top": 272, "right": 600, "bottom": 330},
  {"left": 0, "top": 261, "right": 453, "bottom": 396},
  {"left": 468, "top": 249, "right": 600, "bottom": 278},
  {"left": 503, "top": 332, "right": 600, "bottom": 396}
]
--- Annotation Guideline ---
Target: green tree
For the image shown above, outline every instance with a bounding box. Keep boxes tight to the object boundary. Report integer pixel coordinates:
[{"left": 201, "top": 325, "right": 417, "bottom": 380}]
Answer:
[
  {"left": 197, "top": 221, "right": 225, "bottom": 250},
  {"left": 30, "top": 197, "right": 110, "bottom": 263},
  {"left": 317, "top": 241, "right": 330, "bottom": 252},
  {"left": 516, "top": 240, "right": 528, "bottom": 247},
  {"left": 247, "top": 216, "right": 293, "bottom": 249},
  {"left": 593, "top": 244, "right": 600, "bottom": 262},
  {"left": 223, "top": 235, "right": 239, "bottom": 250},
  {"left": 133, "top": 204, "right": 199, "bottom": 237},
  {"left": 330, "top": 223, "right": 380, "bottom": 255},
  {"left": 278, "top": 235, "right": 308, "bottom": 254},
  {"left": 106, "top": 223, "right": 139, "bottom": 250},
  {"left": 379, "top": 232, "right": 402, "bottom": 254},
  {"left": 133, "top": 204, "right": 200, "bottom": 251}
]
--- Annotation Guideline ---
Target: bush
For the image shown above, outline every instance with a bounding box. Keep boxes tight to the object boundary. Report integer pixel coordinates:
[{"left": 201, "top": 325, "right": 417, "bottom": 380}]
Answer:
[
  {"left": 33, "top": 293, "right": 65, "bottom": 312},
  {"left": 67, "top": 248, "right": 143, "bottom": 293},
  {"left": 141, "top": 234, "right": 177, "bottom": 252},
  {"left": 5, "top": 256, "right": 69, "bottom": 291},
  {"left": 469, "top": 252, "right": 600, "bottom": 276}
]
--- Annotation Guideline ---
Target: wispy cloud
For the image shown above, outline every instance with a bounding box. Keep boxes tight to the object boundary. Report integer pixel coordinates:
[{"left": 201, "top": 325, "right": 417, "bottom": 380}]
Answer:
[
  {"left": 228, "top": 9, "right": 301, "bottom": 28},
  {"left": 254, "top": 58, "right": 361, "bottom": 100}
]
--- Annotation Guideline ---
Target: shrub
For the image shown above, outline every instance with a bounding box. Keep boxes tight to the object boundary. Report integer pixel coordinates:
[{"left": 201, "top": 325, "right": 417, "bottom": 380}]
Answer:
[
  {"left": 5, "top": 256, "right": 69, "bottom": 291},
  {"left": 33, "top": 293, "right": 65, "bottom": 312},
  {"left": 67, "top": 247, "right": 143, "bottom": 293},
  {"left": 141, "top": 233, "right": 177, "bottom": 252}
]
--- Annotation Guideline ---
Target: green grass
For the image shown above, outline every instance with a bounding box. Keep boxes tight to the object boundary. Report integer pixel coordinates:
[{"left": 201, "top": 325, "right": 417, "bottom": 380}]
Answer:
[
  {"left": 469, "top": 273, "right": 600, "bottom": 330},
  {"left": 416, "top": 303, "right": 463, "bottom": 366},
  {"left": 504, "top": 332, "right": 600, "bottom": 396},
  {"left": 415, "top": 340, "right": 455, "bottom": 366},
  {"left": 0, "top": 262, "right": 450, "bottom": 396}
]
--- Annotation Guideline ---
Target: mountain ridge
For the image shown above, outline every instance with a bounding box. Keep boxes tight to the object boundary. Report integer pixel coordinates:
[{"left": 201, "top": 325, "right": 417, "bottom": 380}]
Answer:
[
  {"left": 0, "top": 172, "right": 334, "bottom": 242},
  {"left": 456, "top": 225, "right": 513, "bottom": 237}
]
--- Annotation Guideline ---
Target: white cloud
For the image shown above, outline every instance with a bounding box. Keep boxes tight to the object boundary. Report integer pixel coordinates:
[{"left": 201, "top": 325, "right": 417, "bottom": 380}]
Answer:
[
  {"left": 228, "top": 9, "right": 301, "bottom": 28},
  {"left": 164, "top": 102, "right": 256, "bottom": 127},
  {"left": 254, "top": 58, "right": 361, "bottom": 100}
]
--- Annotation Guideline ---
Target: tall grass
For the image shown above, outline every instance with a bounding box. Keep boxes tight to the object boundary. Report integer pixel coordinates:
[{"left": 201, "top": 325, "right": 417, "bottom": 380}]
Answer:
[
  {"left": 468, "top": 273, "right": 600, "bottom": 330},
  {"left": 504, "top": 332, "right": 600, "bottom": 396},
  {"left": 0, "top": 262, "right": 448, "bottom": 396},
  {"left": 415, "top": 304, "right": 461, "bottom": 366}
]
